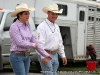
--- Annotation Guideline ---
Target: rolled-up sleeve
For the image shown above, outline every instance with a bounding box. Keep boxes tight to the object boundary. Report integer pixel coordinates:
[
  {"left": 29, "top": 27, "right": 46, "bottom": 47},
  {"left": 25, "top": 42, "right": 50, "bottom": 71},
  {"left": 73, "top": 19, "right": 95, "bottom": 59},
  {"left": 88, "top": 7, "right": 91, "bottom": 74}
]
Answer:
[
  {"left": 9, "top": 24, "right": 35, "bottom": 48},
  {"left": 36, "top": 25, "right": 47, "bottom": 59}
]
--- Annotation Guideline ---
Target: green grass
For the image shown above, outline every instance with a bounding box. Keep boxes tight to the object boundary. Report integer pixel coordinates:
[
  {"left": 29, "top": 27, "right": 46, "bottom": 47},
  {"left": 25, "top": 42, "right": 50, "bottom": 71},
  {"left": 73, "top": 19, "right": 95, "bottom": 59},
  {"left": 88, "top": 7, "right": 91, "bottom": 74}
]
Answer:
[
  {"left": 4, "top": 64, "right": 12, "bottom": 68},
  {"left": 30, "top": 62, "right": 37, "bottom": 71},
  {"left": 4, "top": 62, "right": 100, "bottom": 74},
  {"left": 29, "top": 62, "right": 100, "bottom": 74},
  {"left": 58, "top": 67, "right": 87, "bottom": 71}
]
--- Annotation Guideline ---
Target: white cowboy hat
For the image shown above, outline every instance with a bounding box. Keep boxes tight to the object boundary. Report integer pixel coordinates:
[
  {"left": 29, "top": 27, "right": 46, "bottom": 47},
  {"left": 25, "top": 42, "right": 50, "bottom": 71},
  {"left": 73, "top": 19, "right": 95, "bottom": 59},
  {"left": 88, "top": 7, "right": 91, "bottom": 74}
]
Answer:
[
  {"left": 42, "top": 4, "right": 63, "bottom": 14},
  {"left": 11, "top": 3, "right": 35, "bottom": 17}
]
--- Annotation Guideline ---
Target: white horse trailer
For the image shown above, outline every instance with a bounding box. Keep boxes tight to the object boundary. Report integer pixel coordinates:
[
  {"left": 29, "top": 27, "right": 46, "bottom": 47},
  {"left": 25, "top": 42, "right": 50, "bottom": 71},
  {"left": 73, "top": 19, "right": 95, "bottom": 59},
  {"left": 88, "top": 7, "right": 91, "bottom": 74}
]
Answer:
[
  {"left": 0, "top": 0, "right": 100, "bottom": 71},
  {"left": 34, "top": 0, "right": 100, "bottom": 61}
]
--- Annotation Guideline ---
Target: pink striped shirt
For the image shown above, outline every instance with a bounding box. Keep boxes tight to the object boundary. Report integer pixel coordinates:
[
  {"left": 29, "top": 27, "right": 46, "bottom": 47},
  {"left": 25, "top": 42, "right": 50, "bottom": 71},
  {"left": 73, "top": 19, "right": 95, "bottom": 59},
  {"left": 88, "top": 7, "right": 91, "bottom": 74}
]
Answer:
[{"left": 9, "top": 20, "right": 49, "bottom": 57}]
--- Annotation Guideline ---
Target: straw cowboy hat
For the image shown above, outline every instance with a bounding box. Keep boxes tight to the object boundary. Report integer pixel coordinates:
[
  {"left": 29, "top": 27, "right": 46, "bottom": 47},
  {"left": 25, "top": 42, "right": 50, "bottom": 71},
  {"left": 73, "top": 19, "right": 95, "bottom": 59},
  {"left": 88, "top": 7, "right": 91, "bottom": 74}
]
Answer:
[
  {"left": 11, "top": 3, "right": 35, "bottom": 17},
  {"left": 42, "top": 4, "right": 63, "bottom": 14}
]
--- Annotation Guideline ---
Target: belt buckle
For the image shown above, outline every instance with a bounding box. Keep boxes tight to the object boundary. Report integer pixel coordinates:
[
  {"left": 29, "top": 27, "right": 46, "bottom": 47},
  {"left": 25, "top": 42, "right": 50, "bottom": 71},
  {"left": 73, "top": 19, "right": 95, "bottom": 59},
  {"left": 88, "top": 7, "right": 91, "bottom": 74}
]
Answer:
[
  {"left": 51, "top": 50, "right": 57, "bottom": 54},
  {"left": 25, "top": 52, "right": 30, "bottom": 56},
  {"left": 15, "top": 51, "right": 20, "bottom": 54}
]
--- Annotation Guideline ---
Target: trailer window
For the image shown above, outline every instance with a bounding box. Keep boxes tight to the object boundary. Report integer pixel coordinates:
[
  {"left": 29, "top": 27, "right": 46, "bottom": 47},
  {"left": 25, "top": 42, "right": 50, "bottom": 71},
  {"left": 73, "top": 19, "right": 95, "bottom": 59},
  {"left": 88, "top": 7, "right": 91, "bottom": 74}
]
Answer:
[
  {"left": 57, "top": 4, "right": 67, "bottom": 16},
  {"left": 0, "top": 12, "right": 4, "bottom": 25},
  {"left": 79, "top": 11, "right": 85, "bottom": 21}
]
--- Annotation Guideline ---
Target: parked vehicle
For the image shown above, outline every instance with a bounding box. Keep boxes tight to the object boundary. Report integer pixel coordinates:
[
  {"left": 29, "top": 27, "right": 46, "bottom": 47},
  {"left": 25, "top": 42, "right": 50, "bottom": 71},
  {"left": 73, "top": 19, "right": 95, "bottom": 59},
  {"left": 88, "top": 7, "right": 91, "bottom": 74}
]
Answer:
[
  {"left": 1, "top": 0, "right": 100, "bottom": 71},
  {"left": 0, "top": 9, "right": 38, "bottom": 70}
]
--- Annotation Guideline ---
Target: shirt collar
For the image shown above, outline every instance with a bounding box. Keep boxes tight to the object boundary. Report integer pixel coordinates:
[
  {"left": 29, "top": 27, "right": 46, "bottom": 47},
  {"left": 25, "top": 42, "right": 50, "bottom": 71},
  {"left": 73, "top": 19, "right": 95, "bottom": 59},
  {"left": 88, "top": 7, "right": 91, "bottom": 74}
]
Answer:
[
  {"left": 16, "top": 20, "right": 28, "bottom": 27},
  {"left": 45, "top": 19, "right": 55, "bottom": 26}
]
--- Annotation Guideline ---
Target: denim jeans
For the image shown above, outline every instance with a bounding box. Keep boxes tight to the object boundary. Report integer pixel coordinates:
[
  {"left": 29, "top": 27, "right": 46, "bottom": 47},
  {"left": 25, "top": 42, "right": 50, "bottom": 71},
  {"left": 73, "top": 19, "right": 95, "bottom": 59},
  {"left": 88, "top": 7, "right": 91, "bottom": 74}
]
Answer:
[
  {"left": 38, "top": 53, "right": 59, "bottom": 75},
  {"left": 10, "top": 52, "right": 30, "bottom": 75}
]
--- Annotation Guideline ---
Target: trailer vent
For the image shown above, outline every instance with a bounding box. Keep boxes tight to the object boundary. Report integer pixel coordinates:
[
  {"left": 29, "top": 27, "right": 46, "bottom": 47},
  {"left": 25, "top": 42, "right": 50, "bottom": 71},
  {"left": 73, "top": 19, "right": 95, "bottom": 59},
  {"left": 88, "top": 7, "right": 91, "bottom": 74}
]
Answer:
[
  {"left": 89, "top": 8, "right": 95, "bottom": 11},
  {"left": 96, "top": 18, "right": 100, "bottom": 22},
  {"left": 97, "top": 8, "right": 100, "bottom": 12},
  {"left": 88, "top": 16, "right": 94, "bottom": 21}
]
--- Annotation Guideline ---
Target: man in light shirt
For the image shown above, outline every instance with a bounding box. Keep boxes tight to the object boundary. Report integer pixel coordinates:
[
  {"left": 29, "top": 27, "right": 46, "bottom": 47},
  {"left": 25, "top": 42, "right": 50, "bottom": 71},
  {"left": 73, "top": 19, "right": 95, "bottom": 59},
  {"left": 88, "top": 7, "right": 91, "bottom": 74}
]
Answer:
[{"left": 36, "top": 4, "right": 67, "bottom": 75}]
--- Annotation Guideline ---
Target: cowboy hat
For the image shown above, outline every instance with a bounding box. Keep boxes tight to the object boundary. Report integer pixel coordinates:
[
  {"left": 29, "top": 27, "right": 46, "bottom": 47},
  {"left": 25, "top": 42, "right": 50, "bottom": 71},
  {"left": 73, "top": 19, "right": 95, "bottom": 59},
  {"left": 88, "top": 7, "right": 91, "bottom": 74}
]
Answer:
[
  {"left": 42, "top": 4, "right": 63, "bottom": 14},
  {"left": 11, "top": 3, "right": 35, "bottom": 17}
]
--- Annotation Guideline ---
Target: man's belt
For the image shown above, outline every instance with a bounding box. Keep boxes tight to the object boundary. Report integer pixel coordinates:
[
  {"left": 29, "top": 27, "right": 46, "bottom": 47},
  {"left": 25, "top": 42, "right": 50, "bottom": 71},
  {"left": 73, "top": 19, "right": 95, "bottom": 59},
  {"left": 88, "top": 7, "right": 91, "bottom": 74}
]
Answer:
[
  {"left": 11, "top": 51, "right": 30, "bottom": 56},
  {"left": 45, "top": 49, "right": 58, "bottom": 54}
]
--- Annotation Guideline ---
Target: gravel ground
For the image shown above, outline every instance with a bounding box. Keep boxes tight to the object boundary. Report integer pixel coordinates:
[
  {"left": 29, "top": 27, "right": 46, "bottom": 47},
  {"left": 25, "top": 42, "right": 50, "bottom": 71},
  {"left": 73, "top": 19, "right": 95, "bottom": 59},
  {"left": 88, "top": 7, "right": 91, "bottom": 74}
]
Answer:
[{"left": 0, "top": 72, "right": 99, "bottom": 75}]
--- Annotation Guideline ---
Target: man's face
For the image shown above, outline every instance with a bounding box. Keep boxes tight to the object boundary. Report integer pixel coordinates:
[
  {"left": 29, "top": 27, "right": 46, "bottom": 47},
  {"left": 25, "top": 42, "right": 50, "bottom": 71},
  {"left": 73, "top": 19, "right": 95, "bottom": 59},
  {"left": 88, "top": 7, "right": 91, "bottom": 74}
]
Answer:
[{"left": 47, "top": 11, "right": 58, "bottom": 23}]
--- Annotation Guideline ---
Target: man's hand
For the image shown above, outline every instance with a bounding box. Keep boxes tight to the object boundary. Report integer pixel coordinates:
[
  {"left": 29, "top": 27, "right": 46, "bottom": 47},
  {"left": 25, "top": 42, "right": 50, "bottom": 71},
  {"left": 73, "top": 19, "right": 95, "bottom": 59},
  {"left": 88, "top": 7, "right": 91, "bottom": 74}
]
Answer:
[
  {"left": 41, "top": 56, "right": 52, "bottom": 64},
  {"left": 62, "top": 57, "right": 67, "bottom": 66}
]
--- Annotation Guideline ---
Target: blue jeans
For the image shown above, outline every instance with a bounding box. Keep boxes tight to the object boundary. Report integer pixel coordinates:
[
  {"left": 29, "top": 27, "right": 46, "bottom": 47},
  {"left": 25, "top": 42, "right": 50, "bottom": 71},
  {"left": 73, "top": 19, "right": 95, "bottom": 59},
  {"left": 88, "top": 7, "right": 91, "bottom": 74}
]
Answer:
[
  {"left": 38, "top": 53, "right": 59, "bottom": 75},
  {"left": 10, "top": 52, "right": 30, "bottom": 75}
]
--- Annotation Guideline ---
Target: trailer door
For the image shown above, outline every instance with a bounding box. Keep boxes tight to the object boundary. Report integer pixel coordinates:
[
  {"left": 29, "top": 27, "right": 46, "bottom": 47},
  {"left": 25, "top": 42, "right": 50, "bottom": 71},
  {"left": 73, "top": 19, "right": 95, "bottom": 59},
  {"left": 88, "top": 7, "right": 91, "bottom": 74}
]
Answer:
[{"left": 77, "top": 6, "right": 87, "bottom": 55}]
